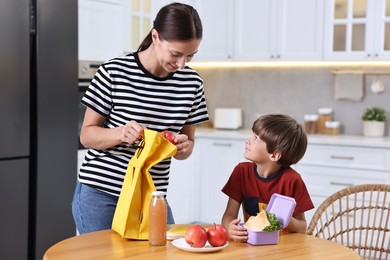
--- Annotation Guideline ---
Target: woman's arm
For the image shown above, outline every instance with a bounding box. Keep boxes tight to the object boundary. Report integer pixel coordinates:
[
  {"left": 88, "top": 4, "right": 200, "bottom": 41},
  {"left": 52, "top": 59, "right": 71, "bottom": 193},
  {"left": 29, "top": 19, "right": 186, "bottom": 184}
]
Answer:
[{"left": 80, "top": 107, "right": 144, "bottom": 150}]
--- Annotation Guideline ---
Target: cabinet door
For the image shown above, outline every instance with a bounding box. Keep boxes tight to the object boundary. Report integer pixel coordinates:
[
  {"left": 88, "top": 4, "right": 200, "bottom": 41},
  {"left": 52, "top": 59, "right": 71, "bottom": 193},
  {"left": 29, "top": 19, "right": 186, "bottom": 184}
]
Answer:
[
  {"left": 234, "top": 0, "right": 276, "bottom": 61},
  {"left": 194, "top": 0, "right": 234, "bottom": 61},
  {"left": 198, "top": 138, "right": 246, "bottom": 223},
  {"left": 167, "top": 147, "right": 199, "bottom": 224},
  {"left": 78, "top": 0, "right": 126, "bottom": 61},
  {"left": 373, "top": 0, "right": 390, "bottom": 60},
  {"left": 324, "top": 0, "right": 372, "bottom": 60},
  {"left": 235, "top": 0, "right": 324, "bottom": 61},
  {"left": 323, "top": 0, "right": 390, "bottom": 60},
  {"left": 276, "top": 0, "right": 324, "bottom": 60},
  {"left": 296, "top": 164, "right": 389, "bottom": 224},
  {"left": 126, "top": 0, "right": 153, "bottom": 52}
]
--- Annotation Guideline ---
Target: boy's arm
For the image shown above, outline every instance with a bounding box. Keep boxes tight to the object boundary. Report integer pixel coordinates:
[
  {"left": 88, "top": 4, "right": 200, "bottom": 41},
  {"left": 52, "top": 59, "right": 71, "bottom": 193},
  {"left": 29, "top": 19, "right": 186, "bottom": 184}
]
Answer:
[
  {"left": 222, "top": 198, "right": 248, "bottom": 242},
  {"left": 285, "top": 212, "right": 307, "bottom": 234}
]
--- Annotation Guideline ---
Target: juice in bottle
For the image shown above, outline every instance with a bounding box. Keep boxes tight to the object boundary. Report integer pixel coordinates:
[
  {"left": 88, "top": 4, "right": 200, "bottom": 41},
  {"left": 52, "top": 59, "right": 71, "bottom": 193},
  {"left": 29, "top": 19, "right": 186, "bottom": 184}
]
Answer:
[{"left": 149, "top": 191, "right": 167, "bottom": 246}]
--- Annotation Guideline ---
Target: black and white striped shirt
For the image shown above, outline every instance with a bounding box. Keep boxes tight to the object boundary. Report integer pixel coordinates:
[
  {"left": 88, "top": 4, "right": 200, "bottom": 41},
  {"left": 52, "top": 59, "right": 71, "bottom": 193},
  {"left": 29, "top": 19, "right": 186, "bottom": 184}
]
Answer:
[{"left": 78, "top": 52, "right": 209, "bottom": 196}]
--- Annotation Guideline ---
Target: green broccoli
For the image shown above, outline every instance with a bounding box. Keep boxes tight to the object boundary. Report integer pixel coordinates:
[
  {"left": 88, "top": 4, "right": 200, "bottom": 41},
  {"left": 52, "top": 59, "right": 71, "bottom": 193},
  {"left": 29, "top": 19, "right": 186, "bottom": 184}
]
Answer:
[{"left": 262, "top": 212, "right": 282, "bottom": 232}]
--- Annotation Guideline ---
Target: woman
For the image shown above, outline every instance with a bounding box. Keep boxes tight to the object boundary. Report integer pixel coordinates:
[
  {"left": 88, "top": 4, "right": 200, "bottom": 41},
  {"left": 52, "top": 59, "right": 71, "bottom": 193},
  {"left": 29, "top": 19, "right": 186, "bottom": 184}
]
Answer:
[{"left": 72, "top": 2, "right": 209, "bottom": 234}]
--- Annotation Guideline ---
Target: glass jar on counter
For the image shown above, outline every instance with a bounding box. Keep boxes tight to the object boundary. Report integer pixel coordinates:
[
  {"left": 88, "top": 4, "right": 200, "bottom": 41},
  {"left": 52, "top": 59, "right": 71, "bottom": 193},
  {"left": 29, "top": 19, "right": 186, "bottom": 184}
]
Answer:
[
  {"left": 149, "top": 191, "right": 167, "bottom": 246},
  {"left": 325, "top": 121, "right": 340, "bottom": 135},
  {"left": 317, "top": 108, "right": 333, "bottom": 134},
  {"left": 304, "top": 114, "right": 319, "bottom": 134}
]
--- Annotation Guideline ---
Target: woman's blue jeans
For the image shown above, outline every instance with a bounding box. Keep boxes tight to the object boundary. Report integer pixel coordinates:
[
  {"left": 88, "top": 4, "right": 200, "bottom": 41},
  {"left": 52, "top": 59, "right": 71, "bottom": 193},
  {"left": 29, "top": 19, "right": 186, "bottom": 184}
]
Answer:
[{"left": 72, "top": 181, "right": 175, "bottom": 234}]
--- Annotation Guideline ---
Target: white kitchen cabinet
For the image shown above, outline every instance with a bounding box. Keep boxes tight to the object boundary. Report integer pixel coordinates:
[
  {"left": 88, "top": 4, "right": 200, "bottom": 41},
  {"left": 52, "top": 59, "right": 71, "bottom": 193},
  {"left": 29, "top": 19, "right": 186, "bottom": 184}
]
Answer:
[
  {"left": 324, "top": 0, "right": 390, "bottom": 60},
  {"left": 150, "top": 0, "right": 234, "bottom": 61},
  {"left": 126, "top": 0, "right": 153, "bottom": 52},
  {"left": 167, "top": 146, "right": 200, "bottom": 224},
  {"left": 295, "top": 142, "right": 390, "bottom": 223},
  {"left": 168, "top": 136, "right": 246, "bottom": 224},
  {"left": 169, "top": 129, "right": 390, "bottom": 229},
  {"left": 78, "top": 0, "right": 127, "bottom": 61},
  {"left": 193, "top": 0, "right": 234, "bottom": 61},
  {"left": 234, "top": 0, "right": 325, "bottom": 61},
  {"left": 151, "top": 0, "right": 324, "bottom": 61},
  {"left": 197, "top": 137, "right": 246, "bottom": 224}
]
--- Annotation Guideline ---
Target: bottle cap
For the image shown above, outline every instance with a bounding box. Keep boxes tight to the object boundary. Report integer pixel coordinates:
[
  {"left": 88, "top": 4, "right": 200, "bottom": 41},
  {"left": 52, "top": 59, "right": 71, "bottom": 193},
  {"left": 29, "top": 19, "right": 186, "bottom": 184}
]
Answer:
[
  {"left": 304, "top": 114, "right": 319, "bottom": 121},
  {"left": 318, "top": 108, "right": 333, "bottom": 115},
  {"left": 325, "top": 121, "right": 340, "bottom": 128},
  {"left": 152, "top": 191, "right": 165, "bottom": 196}
]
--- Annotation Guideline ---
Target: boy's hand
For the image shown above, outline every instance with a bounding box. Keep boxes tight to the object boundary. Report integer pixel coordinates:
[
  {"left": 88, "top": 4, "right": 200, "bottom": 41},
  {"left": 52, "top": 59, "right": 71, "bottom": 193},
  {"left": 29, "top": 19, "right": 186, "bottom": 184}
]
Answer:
[{"left": 227, "top": 218, "right": 248, "bottom": 242}]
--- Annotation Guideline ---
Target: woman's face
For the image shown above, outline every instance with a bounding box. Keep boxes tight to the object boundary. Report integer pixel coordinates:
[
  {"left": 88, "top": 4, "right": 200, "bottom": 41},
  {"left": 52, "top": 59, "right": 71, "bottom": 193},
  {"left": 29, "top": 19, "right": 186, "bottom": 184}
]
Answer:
[{"left": 153, "top": 30, "right": 201, "bottom": 73}]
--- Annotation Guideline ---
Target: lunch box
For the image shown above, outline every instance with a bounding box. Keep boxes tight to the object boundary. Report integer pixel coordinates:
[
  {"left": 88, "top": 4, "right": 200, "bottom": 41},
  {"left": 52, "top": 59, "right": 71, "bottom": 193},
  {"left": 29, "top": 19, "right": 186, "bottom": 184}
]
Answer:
[{"left": 246, "top": 193, "right": 296, "bottom": 245}]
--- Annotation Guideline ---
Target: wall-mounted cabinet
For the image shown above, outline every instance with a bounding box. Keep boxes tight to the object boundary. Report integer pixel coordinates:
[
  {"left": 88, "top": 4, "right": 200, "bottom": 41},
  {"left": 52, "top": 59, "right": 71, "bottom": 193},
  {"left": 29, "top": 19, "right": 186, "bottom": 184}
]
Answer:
[
  {"left": 193, "top": 0, "right": 234, "bottom": 61},
  {"left": 234, "top": 0, "right": 325, "bottom": 61},
  {"left": 150, "top": 0, "right": 234, "bottom": 61},
  {"left": 79, "top": 0, "right": 390, "bottom": 62},
  {"left": 78, "top": 0, "right": 127, "bottom": 61},
  {"left": 150, "top": 0, "right": 324, "bottom": 61},
  {"left": 324, "top": 0, "right": 390, "bottom": 60},
  {"left": 127, "top": 0, "right": 153, "bottom": 52}
]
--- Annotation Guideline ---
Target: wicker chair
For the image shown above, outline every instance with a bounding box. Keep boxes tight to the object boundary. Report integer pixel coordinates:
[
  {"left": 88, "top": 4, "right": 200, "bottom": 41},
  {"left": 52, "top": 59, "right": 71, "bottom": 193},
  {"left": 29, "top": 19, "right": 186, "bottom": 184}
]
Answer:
[{"left": 306, "top": 184, "right": 390, "bottom": 260}]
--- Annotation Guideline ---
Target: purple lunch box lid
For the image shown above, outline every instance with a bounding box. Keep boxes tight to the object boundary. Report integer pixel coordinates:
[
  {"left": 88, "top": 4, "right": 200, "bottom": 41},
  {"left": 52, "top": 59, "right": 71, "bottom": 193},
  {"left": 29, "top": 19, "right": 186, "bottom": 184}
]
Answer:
[{"left": 266, "top": 193, "right": 296, "bottom": 228}]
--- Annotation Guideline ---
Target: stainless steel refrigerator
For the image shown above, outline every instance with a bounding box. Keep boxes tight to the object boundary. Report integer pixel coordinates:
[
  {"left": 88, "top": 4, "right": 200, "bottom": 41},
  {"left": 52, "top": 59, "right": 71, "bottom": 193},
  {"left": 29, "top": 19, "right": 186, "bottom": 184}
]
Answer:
[{"left": 0, "top": 1, "right": 78, "bottom": 259}]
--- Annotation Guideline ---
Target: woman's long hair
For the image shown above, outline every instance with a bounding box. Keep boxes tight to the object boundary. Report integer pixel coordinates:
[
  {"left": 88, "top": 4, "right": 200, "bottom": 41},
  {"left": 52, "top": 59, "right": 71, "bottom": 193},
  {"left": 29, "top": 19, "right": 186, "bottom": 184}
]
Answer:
[{"left": 137, "top": 3, "right": 203, "bottom": 51}]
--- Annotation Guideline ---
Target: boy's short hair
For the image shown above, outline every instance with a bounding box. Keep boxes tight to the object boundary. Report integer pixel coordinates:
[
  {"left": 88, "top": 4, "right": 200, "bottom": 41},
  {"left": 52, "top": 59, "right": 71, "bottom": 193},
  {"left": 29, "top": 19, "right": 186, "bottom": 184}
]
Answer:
[{"left": 252, "top": 114, "right": 307, "bottom": 167}]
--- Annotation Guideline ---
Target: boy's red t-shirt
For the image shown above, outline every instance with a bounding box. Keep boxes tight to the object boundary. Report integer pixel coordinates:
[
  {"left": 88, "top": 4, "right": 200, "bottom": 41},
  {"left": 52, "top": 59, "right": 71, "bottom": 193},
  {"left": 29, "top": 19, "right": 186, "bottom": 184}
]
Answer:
[{"left": 222, "top": 162, "right": 314, "bottom": 220}]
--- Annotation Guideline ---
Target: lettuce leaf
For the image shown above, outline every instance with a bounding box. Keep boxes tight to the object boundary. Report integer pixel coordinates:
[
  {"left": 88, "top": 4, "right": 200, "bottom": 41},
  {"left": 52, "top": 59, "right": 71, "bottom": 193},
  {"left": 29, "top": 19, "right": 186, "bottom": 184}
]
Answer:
[{"left": 262, "top": 212, "right": 282, "bottom": 232}]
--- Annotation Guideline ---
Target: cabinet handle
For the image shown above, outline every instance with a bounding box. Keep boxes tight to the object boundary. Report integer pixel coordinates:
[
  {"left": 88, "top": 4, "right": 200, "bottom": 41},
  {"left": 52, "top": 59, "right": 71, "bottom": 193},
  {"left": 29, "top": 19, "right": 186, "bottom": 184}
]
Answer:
[
  {"left": 330, "top": 155, "right": 354, "bottom": 160},
  {"left": 330, "top": 181, "right": 354, "bottom": 187},
  {"left": 212, "top": 142, "right": 233, "bottom": 147}
]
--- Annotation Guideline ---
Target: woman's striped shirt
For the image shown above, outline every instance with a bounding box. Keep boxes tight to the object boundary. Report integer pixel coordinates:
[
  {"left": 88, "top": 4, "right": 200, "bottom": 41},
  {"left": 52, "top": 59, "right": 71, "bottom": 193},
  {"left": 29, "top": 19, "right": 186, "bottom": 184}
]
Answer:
[{"left": 78, "top": 52, "right": 209, "bottom": 197}]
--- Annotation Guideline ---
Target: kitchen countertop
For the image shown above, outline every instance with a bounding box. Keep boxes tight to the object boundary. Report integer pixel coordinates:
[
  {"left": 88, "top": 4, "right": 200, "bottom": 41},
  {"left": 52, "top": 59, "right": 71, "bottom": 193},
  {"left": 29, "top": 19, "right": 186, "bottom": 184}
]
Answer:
[{"left": 195, "top": 127, "right": 390, "bottom": 149}]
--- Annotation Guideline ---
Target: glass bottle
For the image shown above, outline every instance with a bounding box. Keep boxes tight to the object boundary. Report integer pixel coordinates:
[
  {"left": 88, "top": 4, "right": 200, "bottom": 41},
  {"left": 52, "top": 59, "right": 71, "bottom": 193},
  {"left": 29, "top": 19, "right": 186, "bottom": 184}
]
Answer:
[
  {"left": 317, "top": 108, "right": 333, "bottom": 134},
  {"left": 149, "top": 191, "right": 167, "bottom": 246},
  {"left": 304, "top": 114, "right": 319, "bottom": 134},
  {"left": 325, "top": 121, "right": 340, "bottom": 135}
]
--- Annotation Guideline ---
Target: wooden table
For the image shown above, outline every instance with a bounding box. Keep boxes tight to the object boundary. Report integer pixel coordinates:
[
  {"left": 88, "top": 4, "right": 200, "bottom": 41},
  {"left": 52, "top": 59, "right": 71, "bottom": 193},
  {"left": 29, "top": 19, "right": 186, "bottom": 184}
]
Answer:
[{"left": 44, "top": 227, "right": 361, "bottom": 260}]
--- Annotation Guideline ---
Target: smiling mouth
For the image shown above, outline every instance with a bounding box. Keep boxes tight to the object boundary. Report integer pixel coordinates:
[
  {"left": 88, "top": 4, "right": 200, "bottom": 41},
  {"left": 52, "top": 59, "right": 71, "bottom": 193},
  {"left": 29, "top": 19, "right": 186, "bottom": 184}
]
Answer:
[{"left": 168, "top": 63, "right": 178, "bottom": 70}]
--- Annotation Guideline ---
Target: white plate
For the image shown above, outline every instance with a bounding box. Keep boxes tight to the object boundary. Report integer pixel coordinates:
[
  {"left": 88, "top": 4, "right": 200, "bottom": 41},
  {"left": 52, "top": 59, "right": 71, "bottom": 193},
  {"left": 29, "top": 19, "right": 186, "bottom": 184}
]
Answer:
[{"left": 171, "top": 238, "right": 229, "bottom": 253}]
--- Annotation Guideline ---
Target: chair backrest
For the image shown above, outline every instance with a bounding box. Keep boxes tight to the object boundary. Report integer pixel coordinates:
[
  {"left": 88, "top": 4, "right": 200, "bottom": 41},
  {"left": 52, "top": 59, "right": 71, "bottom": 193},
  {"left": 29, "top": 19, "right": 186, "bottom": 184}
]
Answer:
[{"left": 306, "top": 184, "right": 390, "bottom": 260}]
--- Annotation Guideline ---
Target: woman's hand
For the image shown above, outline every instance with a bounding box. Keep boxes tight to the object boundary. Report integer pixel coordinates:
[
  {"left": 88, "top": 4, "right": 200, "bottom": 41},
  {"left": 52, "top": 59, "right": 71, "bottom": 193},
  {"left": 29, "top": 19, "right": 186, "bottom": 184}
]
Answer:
[
  {"left": 172, "top": 125, "right": 195, "bottom": 160},
  {"left": 173, "top": 134, "right": 191, "bottom": 157},
  {"left": 120, "top": 120, "right": 145, "bottom": 144},
  {"left": 227, "top": 218, "right": 248, "bottom": 243}
]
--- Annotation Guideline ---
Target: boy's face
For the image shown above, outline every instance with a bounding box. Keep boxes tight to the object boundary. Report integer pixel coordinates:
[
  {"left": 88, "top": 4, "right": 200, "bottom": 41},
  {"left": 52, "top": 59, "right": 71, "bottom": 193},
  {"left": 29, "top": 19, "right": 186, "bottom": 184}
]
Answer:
[{"left": 244, "top": 132, "right": 271, "bottom": 163}]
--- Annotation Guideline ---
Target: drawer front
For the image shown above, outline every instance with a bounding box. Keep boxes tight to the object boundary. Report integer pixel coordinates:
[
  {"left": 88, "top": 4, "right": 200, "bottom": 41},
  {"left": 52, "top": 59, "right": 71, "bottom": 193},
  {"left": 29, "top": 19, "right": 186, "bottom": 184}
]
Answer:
[
  {"left": 298, "top": 165, "right": 388, "bottom": 196},
  {"left": 300, "top": 144, "right": 390, "bottom": 171}
]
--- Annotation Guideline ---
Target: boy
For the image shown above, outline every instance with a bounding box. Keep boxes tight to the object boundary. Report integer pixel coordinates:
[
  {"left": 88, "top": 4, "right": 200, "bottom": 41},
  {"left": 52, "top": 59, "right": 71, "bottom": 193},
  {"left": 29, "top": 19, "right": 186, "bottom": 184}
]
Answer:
[{"left": 221, "top": 114, "right": 314, "bottom": 242}]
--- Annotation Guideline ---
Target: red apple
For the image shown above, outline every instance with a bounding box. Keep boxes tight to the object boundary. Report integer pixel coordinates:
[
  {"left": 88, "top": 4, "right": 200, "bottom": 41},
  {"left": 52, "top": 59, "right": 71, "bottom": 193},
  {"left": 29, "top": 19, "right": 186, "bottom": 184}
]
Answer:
[
  {"left": 207, "top": 223, "right": 228, "bottom": 247},
  {"left": 160, "top": 131, "right": 175, "bottom": 144},
  {"left": 184, "top": 225, "right": 208, "bottom": 248}
]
